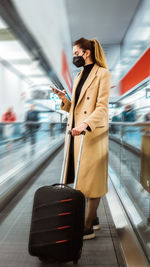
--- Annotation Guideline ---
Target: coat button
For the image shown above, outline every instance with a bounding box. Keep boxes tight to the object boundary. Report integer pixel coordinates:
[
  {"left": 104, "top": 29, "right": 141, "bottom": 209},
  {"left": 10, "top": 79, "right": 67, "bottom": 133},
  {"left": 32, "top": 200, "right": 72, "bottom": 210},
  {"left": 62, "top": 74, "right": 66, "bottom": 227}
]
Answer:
[
  {"left": 84, "top": 111, "right": 87, "bottom": 114},
  {"left": 87, "top": 97, "right": 90, "bottom": 100},
  {"left": 67, "top": 123, "right": 69, "bottom": 126}
]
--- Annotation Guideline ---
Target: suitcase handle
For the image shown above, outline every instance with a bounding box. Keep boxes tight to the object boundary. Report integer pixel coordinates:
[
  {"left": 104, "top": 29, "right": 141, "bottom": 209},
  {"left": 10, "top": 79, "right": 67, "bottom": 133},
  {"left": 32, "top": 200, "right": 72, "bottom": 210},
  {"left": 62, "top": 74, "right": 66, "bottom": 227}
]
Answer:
[
  {"left": 52, "top": 183, "right": 71, "bottom": 189},
  {"left": 60, "top": 130, "right": 86, "bottom": 188},
  {"left": 68, "top": 130, "right": 86, "bottom": 136}
]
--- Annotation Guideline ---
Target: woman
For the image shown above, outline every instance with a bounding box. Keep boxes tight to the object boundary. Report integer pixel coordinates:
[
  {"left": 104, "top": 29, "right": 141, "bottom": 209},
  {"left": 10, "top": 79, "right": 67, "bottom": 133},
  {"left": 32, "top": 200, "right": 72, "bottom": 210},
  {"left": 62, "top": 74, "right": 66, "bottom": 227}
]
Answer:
[{"left": 53, "top": 38, "right": 111, "bottom": 240}]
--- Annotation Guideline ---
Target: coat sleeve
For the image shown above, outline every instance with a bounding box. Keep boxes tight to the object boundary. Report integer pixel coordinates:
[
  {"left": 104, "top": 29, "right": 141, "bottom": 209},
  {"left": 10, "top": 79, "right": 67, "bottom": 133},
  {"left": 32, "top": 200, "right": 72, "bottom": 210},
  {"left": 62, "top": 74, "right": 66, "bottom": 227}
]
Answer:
[
  {"left": 83, "top": 69, "right": 111, "bottom": 131},
  {"left": 60, "top": 98, "right": 71, "bottom": 113}
]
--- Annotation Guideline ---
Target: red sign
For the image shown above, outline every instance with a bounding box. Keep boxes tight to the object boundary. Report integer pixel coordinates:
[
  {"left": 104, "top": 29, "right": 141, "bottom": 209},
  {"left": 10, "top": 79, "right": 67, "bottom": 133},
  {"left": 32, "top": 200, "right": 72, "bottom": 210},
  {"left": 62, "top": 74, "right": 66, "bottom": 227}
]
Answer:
[
  {"left": 61, "top": 50, "right": 72, "bottom": 92},
  {"left": 120, "top": 47, "right": 150, "bottom": 95}
]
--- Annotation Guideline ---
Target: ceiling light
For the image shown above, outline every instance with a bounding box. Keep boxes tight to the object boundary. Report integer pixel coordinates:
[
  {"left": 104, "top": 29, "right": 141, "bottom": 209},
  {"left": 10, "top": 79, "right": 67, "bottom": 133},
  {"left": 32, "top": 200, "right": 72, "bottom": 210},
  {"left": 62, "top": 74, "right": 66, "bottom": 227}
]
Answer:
[
  {"left": 0, "top": 41, "right": 31, "bottom": 60},
  {"left": 31, "top": 59, "right": 40, "bottom": 70},
  {"left": 140, "top": 28, "right": 150, "bottom": 41},
  {"left": 129, "top": 49, "right": 140, "bottom": 56},
  {"left": 0, "top": 17, "right": 8, "bottom": 29}
]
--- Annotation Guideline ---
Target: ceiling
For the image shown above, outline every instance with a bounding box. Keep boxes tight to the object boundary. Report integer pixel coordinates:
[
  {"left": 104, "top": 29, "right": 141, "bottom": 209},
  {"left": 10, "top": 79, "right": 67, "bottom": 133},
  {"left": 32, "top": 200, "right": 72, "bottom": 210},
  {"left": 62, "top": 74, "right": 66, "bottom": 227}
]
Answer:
[
  {"left": 0, "top": 0, "right": 146, "bottom": 103},
  {"left": 0, "top": 0, "right": 142, "bottom": 80},
  {"left": 65, "top": 0, "right": 150, "bottom": 103},
  {"left": 0, "top": 17, "right": 51, "bottom": 86},
  {"left": 65, "top": 0, "right": 141, "bottom": 45}
]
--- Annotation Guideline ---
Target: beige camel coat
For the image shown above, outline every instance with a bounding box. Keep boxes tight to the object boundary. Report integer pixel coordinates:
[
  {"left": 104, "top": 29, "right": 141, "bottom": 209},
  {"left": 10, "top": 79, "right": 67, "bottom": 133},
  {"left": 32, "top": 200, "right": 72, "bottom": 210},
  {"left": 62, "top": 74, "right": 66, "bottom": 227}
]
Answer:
[{"left": 60, "top": 64, "right": 111, "bottom": 198}]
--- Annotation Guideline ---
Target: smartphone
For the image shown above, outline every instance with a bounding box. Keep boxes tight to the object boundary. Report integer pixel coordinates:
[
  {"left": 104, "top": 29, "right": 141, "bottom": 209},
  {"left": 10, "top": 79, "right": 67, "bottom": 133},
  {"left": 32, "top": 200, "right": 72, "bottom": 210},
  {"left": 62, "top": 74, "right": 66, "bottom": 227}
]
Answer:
[{"left": 50, "top": 87, "right": 66, "bottom": 95}]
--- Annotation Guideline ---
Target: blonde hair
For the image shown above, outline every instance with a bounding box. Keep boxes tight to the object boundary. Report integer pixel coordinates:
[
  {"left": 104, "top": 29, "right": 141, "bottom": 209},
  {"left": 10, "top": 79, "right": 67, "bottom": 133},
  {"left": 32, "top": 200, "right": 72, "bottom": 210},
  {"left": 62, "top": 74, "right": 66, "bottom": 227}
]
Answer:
[
  {"left": 90, "top": 39, "right": 108, "bottom": 69},
  {"left": 73, "top": 37, "right": 108, "bottom": 69}
]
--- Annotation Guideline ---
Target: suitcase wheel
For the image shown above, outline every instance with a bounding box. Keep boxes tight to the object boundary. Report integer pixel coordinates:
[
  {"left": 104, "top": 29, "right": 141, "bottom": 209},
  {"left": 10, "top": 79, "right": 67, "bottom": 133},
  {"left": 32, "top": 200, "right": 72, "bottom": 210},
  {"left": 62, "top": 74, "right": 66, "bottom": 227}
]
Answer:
[{"left": 73, "top": 248, "right": 82, "bottom": 264}]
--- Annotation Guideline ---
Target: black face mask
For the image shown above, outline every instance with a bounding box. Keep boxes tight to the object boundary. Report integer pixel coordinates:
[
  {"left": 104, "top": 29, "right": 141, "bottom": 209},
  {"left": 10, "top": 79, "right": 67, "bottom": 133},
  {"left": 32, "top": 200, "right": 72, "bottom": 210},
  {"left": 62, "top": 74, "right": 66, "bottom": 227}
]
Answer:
[{"left": 73, "top": 55, "right": 85, "bottom": 68}]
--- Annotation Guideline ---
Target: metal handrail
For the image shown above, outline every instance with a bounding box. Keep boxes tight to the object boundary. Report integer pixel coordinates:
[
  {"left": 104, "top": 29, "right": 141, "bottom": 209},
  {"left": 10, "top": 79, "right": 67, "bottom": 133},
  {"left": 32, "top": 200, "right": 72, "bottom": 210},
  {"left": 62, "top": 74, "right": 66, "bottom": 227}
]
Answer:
[
  {"left": 109, "top": 122, "right": 150, "bottom": 126},
  {"left": 0, "top": 122, "right": 67, "bottom": 125}
]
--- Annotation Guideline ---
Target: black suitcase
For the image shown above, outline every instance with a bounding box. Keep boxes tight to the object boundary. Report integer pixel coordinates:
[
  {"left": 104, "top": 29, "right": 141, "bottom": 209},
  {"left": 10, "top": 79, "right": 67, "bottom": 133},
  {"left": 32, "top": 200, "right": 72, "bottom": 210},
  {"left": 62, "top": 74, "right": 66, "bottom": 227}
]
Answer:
[{"left": 28, "top": 131, "right": 86, "bottom": 264}]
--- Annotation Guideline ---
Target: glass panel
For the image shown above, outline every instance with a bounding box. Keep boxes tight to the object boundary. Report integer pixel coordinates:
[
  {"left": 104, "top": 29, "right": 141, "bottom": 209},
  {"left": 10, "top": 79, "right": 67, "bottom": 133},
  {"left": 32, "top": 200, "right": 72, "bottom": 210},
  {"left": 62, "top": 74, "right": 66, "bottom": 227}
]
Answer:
[
  {"left": 109, "top": 122, "right": 150, "bottom": 261},
  {"left": 0, "top": 122, "right": 66, "bottom": 184}
]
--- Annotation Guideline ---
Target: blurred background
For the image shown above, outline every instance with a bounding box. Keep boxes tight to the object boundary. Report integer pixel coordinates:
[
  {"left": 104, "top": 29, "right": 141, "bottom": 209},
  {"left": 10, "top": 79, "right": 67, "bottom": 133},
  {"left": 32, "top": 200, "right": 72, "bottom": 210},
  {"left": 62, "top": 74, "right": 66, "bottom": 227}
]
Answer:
[
  {"left": 0, "top": 0, "right": 149, "bottom": 124},
  {"left": 0, "top": 0, "right": 150, "bottom": 266}
]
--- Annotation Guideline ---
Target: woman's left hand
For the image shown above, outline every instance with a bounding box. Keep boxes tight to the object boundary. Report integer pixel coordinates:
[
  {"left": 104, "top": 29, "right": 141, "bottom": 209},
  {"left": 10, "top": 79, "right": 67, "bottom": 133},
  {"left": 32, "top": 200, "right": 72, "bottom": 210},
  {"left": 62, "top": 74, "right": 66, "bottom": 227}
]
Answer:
[{"left": 72, "top": 123, "right": 88, "bottom": 136}]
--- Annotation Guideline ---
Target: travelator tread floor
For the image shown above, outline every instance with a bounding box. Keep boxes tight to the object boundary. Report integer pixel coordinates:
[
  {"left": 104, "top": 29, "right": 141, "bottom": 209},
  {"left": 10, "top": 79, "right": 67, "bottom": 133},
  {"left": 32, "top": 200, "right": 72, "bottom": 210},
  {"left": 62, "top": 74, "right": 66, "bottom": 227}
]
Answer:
[{"left": 0, "top": 148, "right": 125, "bottom": 267}]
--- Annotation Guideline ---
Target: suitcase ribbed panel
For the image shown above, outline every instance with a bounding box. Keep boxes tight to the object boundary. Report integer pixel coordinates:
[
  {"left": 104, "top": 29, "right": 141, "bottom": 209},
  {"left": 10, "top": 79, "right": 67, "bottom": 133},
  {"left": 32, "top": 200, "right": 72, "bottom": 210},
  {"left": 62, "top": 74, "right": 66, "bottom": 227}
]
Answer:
[{"left": 28, "top": 185, "right": 85, "bottom": 262}]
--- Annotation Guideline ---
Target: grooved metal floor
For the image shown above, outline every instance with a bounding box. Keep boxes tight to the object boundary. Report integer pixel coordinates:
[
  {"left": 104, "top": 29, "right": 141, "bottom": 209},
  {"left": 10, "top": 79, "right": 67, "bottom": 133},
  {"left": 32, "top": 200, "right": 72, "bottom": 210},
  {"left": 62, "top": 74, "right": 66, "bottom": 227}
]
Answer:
[{"left": 0, "top": 149, "right": 125, "bottom": 267}]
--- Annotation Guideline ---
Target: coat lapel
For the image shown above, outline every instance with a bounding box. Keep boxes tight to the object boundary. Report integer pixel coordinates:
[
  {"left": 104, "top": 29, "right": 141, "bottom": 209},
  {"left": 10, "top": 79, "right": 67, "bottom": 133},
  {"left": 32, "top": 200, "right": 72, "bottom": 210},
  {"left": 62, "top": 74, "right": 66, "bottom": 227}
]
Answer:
[{"left": 72, "top": 64, "right": 99, "bottom": 108}]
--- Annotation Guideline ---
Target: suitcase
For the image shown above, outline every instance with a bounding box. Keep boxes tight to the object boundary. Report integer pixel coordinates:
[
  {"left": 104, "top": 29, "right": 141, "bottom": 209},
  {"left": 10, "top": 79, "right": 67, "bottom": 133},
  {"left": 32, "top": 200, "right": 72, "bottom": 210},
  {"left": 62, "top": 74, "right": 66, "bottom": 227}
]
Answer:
[{"left": 28, "top": 130, "right": 86, "bottom": 264}]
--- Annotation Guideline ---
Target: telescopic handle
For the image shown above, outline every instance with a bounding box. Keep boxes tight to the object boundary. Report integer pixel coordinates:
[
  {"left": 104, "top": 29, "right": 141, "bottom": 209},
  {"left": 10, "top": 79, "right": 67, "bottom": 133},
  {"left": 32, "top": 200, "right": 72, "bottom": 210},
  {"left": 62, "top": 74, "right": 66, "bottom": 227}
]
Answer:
[{"left": 60, "top": 130, "right": 85, "bottom": 188}]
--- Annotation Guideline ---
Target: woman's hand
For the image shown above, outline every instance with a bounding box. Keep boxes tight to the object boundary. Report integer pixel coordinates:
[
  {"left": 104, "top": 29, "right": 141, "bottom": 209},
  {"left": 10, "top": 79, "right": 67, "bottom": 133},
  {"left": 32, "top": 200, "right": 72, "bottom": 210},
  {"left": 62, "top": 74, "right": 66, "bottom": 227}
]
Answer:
[
  {"left": 52, "top": 88, "right": 67, "bottom": 101},
  {"left": 72, "top": 123, "right": 88, "bottom": 136}
]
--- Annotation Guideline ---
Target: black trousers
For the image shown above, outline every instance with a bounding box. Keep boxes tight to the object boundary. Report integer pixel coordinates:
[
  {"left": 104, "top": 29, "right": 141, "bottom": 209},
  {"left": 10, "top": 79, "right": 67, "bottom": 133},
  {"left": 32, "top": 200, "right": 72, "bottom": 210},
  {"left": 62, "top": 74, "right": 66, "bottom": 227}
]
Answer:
[
  {"left": 66, "top": 114, "right": 76, "bottom": 184},
  {"left": 66, "top": 136, "right": 75, "bottom": 183}
]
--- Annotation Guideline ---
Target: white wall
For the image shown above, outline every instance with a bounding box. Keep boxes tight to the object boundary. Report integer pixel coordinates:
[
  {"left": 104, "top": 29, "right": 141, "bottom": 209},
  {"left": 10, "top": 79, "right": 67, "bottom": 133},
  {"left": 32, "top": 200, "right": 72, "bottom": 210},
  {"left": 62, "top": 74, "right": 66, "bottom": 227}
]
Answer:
[
  {"left": 0, "top": 63, "right": 29, "bottom": 122},
  {"left": 12, "top": 0, "right": 73, "bottom": 96}
]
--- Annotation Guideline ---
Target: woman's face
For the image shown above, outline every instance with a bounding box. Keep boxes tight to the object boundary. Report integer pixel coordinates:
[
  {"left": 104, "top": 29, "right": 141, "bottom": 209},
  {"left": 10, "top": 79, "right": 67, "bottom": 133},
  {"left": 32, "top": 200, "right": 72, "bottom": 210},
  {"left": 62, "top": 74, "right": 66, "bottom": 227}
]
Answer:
[
  {"left": 72, "top": 45, "right": 86, "bottom": 67},
  {"left": 73, "top": 45, "right": 85, "bottom": 58},
  {"left": 73, "top": 45, "right": 91, "bottom": 63}
]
